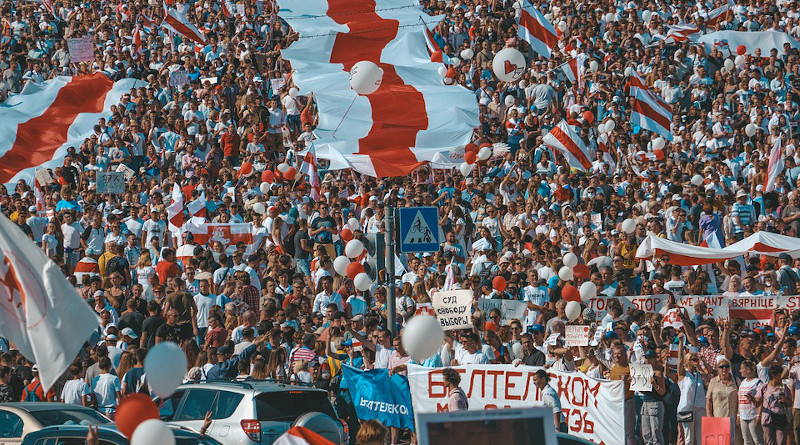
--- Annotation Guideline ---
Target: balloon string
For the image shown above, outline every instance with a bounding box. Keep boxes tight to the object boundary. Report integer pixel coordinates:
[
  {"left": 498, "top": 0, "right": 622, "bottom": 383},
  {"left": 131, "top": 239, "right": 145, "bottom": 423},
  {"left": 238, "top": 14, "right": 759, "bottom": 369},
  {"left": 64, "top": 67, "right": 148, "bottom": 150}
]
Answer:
[{"left": 332, "top": 96, "right": 357, "bottom": 139}]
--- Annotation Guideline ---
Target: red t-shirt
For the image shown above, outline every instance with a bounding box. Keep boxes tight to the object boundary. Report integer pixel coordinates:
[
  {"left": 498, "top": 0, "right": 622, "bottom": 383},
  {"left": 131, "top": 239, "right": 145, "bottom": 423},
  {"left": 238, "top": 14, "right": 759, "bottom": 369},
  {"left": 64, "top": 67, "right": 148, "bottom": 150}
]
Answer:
[
  {"left": 220, "top": 132, "right": 240, "bottom": 158},
  {"left": 156, "top": 260, "right": 181, "bottom": 285}
]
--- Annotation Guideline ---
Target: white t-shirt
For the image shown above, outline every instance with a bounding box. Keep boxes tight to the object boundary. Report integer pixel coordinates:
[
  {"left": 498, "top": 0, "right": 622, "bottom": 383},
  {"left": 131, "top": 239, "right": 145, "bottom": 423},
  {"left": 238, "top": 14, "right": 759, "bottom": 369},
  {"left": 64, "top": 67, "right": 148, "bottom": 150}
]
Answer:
[
  {"left": 142, "top": 219, "right": 167, "bottom": 244},
  {"left": 92, "top": 373, "right": 120, "bottom": 409},
  {"left": 459, "top": 350, "right": 489, "bottom": 364},
  {"left": 374, "top": 344, "right": 393, "bottom": 369},
  {"left": 738, "top": 378, "right": 762, "bottom": 421},
  {"left": 61, "top": 379, "right": 91, "bottom": 405},
  {"left": 194, "top": 293, "right": 215, "bottom": 328}
]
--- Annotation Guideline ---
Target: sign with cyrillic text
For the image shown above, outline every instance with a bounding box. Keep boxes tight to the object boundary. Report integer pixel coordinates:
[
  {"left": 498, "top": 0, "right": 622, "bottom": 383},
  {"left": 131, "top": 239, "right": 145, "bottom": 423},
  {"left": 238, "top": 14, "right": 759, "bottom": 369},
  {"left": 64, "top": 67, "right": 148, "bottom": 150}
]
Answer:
[{"left": 431, "top": 290, "right": 473, "bottom": 330}]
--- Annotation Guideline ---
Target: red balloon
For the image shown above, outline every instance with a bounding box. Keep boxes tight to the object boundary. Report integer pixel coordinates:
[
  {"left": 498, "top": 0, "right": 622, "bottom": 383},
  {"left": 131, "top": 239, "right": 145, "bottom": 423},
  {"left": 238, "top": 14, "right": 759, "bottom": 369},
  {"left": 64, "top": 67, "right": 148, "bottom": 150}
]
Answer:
[
  {"left": 465, "top": 143, "right": 479, "bottom": 154},
  {"left": 431, "top": 50, "right": 443, "bottom": 63},
  {"left": 340, "top": 228, "right": 354, "bottom": 242},
  {"left": 346, "top": 262, "right": 364, "bottom": 280},
  {"left": 115, "top": 394, "right": 159, "bottom": 438},
  {"left": 238, "top": 161, "right": 254, "bottom": 178},
  {"left": 274, "top": 169, "right": 283, "bottom": 181},
  {"left": 573, "top": 263, "right": 590, "bottom": 280},
  {"left": 465, "top": 151, "right": 477, "bottom": 164},
  {"left": 284, "top": 167, "right": 297, "bottom": 180},
  {"left": 737, "top": 44, "right": 746, "bottom": 55},
  {"left": 492, "top": 275, "right": 506, "bottom": 292},
  {"left": 582, "top": 111, "right": 594, "bottom": 124},
  {"left": 261, "top": 170, "right": 274, "bottom": 183},
  {"left": 446, "top": 68, "right": 457, "bottom": 78},
  {"left": 480, "top": 143, "right": 492, "bottom": 149},
  {"left": 562, "top": 284, "right": 581, "bottom": 302}
]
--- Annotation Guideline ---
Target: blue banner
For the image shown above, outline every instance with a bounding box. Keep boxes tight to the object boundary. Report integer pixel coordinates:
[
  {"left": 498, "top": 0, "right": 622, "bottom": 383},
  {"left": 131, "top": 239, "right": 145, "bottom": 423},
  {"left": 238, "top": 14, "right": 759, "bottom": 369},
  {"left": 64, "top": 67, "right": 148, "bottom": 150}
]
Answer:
[{"left": 341, "top": 365, "right": 415, "bottom": 430}]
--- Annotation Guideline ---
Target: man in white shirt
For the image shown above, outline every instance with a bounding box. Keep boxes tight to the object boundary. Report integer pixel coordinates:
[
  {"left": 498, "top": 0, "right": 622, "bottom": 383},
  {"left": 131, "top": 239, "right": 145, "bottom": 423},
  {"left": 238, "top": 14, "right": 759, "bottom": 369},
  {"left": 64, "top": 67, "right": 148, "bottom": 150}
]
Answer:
[
  {"left": 313, "top": 276, "right": 344, "bottom": 313},
  {"left": 194, "top": 279, "right": 215, "bottom": 346},
  {"left": 455, "top": 333, "right": 489, "bottom": 364}
]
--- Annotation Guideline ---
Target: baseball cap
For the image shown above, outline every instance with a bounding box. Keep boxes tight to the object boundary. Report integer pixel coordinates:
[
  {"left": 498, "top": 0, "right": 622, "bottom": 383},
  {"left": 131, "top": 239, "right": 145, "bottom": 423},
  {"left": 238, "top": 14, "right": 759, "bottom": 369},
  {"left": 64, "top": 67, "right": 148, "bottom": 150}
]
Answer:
[
  {"left": 644, "top": 350, "right": 657, "bottom": 358},
  {"left": 32, "top": 365, "right": 38, "bottom": 372},
  {"left": 105, "top": 334, "right": 117, "bottom": 341},
  {"left": 736, "top": 189, "right": 748, "bottom": 198},
  {"left": 120, "top": 327, "right": 138, "bottom": 339},
  {"left": 778, "top": 253, "right": 793, "bottom": 261},
  {"left": 528, "top": 324, "right": 545, "bottom": 334},
  {"left": 342, "top": 339, "right": 353, "bottom": 347}
]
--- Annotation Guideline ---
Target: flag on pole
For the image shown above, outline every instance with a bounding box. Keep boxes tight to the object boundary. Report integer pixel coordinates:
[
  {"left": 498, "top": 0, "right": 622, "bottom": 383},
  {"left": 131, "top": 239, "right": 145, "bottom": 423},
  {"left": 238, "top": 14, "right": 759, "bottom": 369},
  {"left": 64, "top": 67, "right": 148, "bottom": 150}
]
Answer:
[
  {"left": 162, "top": 7, "right": 207, "bottom": 44},
  {"left": 167, "top": 183, "right": 184, "bottom": 237},
  {"left": 299, "top": 142, "right": 321, "bottom": 202},
  {"left": 764, "top": 136, "right": 784, "bottom": 193},
  {"left": 517, "top": 0, "right": 558, "bottom": 58},
  {"left": 422, "top": 23, "right": 452, "bottom": 64},
  {"left": 0, "top": 214, "right": 100, "bottom": 391},
  {"left": 555, "top": 54, "right": 587, "bottom": 84},
  {"left": 221, "top": 0, "right": 232, "bottom": 17},
  {"left": 543, "top": 120, "right": 594, "bottom": 171},
  {"left": 662, "top": 25, "right": 701, "bottom": 44},
  {"left": 626, "top": 72, "right": 673, "bottom": 140}
]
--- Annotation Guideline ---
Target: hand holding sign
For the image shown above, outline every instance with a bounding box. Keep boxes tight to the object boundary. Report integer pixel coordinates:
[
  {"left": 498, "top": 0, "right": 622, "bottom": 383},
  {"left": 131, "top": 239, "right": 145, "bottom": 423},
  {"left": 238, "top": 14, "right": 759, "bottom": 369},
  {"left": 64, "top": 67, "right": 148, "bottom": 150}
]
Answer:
[{"left": 629, "top": 363, "right": 653, "bottom": 392}]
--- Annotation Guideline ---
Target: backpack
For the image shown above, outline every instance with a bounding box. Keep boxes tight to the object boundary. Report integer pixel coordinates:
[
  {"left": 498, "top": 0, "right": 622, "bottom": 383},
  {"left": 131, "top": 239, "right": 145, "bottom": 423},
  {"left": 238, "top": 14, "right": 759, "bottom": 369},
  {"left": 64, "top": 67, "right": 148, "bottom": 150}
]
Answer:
[{"left": 24, "top": 382, "right": 42, "bottom": 402}]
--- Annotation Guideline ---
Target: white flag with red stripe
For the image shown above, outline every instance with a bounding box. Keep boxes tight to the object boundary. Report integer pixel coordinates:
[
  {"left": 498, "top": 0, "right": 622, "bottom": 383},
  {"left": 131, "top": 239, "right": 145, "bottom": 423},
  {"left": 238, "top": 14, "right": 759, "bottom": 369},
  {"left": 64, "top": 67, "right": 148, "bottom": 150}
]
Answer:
[
  {"left": 299, "top": 142, "right": 321, "bottom": 201},
  {"left": 0, "top": 214, "right": 100, "bottom": 391},
  {"left": 517, "top": 0, "right": 558, "bottom": 59},
  {"left": 703, "top": 0, "right": 734, "bottom": 27},
  {"left": 555, "top": 54, "right": 587, "bottom": 84},
  {"left": 662, "top": 25, "right": 701, "bottom": 44},
  {"left": 187, "top": 222, "right": 253, "bottom": 248},
  {"left": 764, "top": 136, "right": 784, "bottom": 193},
  {"left": 626, "top": 72, "right": 673, "bottom": 140},
  {"left": 422, "top": 22, "right": 452, "bottom": 64},
  {"left": 162, "top": 7, "right": 207, "bottom": 44},
  {"left": 187, "top": 192, "right": 207, "bottom": 225},
  {"left": 273, "top": 427, "right": 335, "bottom": 445},
  {"left": 543, "top": 120, "right": 594, "bottom": 171},
  {"left": 278, "top": 0, "right": 479, "bottom": 178},
  {"left": 167, "top": 183, "right": 184, "bottom": 237},
  {"left": 221, "top": 0, "right": 232, "bottom": 17},
  {"left": 0, "top": 74, "right": 146, "bottom": 186}
]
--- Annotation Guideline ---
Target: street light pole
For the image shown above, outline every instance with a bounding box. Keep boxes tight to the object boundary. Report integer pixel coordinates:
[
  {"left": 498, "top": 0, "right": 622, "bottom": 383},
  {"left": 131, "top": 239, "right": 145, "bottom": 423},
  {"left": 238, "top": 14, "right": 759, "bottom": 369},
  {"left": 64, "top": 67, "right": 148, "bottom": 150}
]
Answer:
[{"left": 385, "top": 200, "right": 396, "bottom": 338}]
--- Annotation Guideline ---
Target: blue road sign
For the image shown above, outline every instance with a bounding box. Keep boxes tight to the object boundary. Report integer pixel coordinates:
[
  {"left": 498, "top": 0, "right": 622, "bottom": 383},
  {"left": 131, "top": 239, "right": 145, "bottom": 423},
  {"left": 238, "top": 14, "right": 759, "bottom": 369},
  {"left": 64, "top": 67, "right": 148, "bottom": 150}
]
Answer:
[{"left": 398, "top": 206, "right": 440, "bottom": 253}]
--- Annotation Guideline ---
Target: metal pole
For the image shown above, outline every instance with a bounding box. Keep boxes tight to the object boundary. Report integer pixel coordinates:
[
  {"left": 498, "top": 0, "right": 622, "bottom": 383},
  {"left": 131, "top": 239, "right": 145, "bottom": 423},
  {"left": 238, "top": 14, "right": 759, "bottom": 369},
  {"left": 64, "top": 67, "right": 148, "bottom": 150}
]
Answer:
[{"left": 385, "top": 201, "right": 397, "bottom": 338}]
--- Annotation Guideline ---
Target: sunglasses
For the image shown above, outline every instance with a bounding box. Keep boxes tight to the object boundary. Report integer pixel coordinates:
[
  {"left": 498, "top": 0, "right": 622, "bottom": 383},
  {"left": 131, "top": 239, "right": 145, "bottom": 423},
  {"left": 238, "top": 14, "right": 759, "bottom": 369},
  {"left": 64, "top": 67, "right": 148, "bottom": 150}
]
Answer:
[{"left": 718, "top": 364, "right": 730, "bottom": 369}]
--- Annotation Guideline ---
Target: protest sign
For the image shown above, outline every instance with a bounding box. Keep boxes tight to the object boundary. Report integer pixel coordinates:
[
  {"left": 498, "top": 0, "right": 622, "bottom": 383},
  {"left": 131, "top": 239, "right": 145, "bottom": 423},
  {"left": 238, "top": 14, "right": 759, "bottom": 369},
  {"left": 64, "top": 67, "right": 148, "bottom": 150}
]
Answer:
[
  {"left": 702, "top": 416, "right": 734, "bottom": 445},
  {"left": 662, "top": 308, "right": 682, "bottom": 329},
  {"left": 477, "top": 298, "right": 526, "bottom": 324},
  {"left": 342, "top": 365, "right": 415, "bottom": 430},
  {"left": 565, "top": 325, "right": 591, "bottom": 347},
  {"left": 186, "top": 222, "right": 253, "bottom": 248},
  {"left": 34, "top": 168, "right": 54, "bottom": 186},
  {"left": 96, "top": 172, "right": 125, "bottom": 194},
  {"left": 115, "top": 164, "right": 135, "bottom": 181},
  {"left": 629, "top": 364, "right": 653, "bottom": 392},
  {"left": 431, "top": 290, "right": 472, "bottom": 330},
  {"left": 408, "top": 364, "right": 625, "bottom": 445},
  {"left": 67, "top": 36, "right": 95, "bottom": 62},
  {"left": 587, "top": 294, "right": 729, "bottom": 322},
  {"left": 169, "top": 70, "right": 190, "bottom": 88}
]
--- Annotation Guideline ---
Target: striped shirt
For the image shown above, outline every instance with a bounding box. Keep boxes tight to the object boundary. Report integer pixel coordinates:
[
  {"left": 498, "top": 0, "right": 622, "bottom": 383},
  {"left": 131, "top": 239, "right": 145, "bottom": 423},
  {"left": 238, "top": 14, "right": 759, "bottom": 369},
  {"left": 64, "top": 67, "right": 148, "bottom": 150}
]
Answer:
[{"left": 731, "top": 202, "right": 755, "bottom": 233}]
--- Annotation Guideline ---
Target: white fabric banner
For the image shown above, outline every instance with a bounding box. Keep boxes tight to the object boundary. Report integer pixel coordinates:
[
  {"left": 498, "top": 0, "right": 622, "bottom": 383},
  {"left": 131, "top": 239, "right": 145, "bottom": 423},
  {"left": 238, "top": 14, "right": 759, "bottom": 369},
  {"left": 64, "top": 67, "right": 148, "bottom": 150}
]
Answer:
[
  {"left": 407, "top": 364, "right": 625, "bottom": 445},
  {"left": 587, "top": 294, "right": 729, "bottom": 321}
]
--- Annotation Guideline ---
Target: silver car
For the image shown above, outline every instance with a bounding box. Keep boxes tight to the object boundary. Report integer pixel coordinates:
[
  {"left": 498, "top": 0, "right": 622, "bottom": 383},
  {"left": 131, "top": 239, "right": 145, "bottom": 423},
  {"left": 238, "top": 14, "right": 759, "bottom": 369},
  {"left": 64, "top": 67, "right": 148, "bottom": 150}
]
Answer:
[
  {"left": 0, "top": 403, "right": 110, "bottom": 445},
  {"left": 163, "top": 380, "right": 348, "bottom": 445}
]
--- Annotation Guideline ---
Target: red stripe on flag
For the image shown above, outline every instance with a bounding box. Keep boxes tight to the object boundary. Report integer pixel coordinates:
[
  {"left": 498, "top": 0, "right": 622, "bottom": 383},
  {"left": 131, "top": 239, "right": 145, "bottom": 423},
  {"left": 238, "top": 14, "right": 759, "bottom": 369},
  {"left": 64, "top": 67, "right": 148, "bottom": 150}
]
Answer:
[
  {"left": 165, "top": 12, "right": 205, "bottom": 44},
  {"left": 519, "top": 8, "right": 558, "bottom": 50},
  {"left": 327, "top": 0, "right": 427, "bottom": 177},
  {"left": 633, "top": 98, "right": 671, "bottom": 130},
  {"left": 0, "top": 74, "right": 114, "bottom": 183},
  {"left": 549, "top": 125, "right": 591, "bottom": 169},
  {"left": 729, "top": 308, "right": 772, "bottom": 324}
]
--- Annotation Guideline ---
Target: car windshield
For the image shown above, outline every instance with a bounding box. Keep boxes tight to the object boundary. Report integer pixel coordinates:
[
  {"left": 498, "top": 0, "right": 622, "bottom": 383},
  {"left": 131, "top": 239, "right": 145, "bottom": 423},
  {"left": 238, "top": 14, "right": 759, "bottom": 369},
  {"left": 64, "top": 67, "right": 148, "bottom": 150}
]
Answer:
[
  {"left": 255, "top": 391, "right": 336, "bottom": 422},
  {"left": 30, "top": 409, "right": 111, "bottom": 427}
]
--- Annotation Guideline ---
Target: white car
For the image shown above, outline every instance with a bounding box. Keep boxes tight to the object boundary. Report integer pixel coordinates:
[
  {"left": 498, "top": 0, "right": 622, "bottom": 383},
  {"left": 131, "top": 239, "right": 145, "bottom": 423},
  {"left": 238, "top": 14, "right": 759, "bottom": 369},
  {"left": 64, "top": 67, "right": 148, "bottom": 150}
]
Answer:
[{"left": 0, "top": 402, "right": 110, "bottom": 445}]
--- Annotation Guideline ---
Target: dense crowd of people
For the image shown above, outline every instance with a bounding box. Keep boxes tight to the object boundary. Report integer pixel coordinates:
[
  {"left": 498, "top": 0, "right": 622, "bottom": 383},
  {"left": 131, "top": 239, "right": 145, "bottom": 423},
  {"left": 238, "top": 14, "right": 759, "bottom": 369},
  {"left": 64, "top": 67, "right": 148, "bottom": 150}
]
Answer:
[{"left": 5, "top": 0, "right": 800, "bottom": 444}]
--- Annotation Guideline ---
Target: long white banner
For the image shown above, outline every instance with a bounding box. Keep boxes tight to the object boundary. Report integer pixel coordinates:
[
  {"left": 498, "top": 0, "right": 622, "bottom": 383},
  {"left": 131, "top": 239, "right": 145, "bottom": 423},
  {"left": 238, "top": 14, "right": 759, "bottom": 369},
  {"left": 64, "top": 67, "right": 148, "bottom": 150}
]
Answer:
[
  {"left": 587, "top": 294, "right": 729, "bottom": 321},
  {"left": 407, "top": 364, "right": 625, "bottom": 445}
]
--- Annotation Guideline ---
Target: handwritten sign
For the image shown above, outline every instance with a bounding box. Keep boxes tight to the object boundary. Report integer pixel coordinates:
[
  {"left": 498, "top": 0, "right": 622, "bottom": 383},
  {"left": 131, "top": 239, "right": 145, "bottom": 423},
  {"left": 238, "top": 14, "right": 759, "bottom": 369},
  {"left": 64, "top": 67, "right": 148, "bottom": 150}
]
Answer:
[
  {"left": 477, "top": 298, "right": 527, "bottom": 325},
  {"left": 169, "top": 70, "right": 190, "bottom": 88},
  {"left": 35, "top": 168, "right": 54, "bottom": 186},
  {"left": 96, "top": 171, "right": 125, "bottom": 194},
  {"left": 629, "top": 363, "right": 653, "bottom": 392},
  {"left": 115, "top": 164, "right": 135, "bottom": 180},
  {"left": 431, "top": 290, "right": 472, "bottom": 331},
  {"left": 565, "top": 325, "right": 591, "bottom": 347},
  {"left": 67, "top": 36, "right": 95, "bottom": 63}
]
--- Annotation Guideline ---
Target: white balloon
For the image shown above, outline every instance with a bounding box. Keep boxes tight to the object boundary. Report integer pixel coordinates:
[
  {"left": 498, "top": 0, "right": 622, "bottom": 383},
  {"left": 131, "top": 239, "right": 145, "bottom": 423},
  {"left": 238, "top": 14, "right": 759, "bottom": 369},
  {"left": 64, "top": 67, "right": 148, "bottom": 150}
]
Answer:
[
  {"left": 402, "top": 315, "right": 444, "bottom": 362},
  {"left": 745, "top": 123, "right": 757, "bottom": 137},
  {"left": 597, "top": 123, "right": 607, "bottom": 134},
  {"left": 720, "top": 66, "right": 728, "bottom": 75},
  {"left": 558, "top": 266, "right": 574, "bottom": 282},
  {"left": 451, "top": 58, "right": 461, "bottom": 67},
  {"left": 491, "top": 47, "right": 526, "bottom": 82},
  {"left": 511, "top": 342, "right": 523, "bottom": 359},
  {"left": 288, "top": 87, "right": 299, "bottom": 98},
  {"left": 579, "top": 282, "right": 597, "bottom": 301},
  {"left": 563, "top": 253, "right": 579, "bottom": 268},
  {"left": 691, "top": 174, "right": 705, "bottom": 186},
  {"left": 621, "top": 218, "right": 636, "bottom": 234},
  {"left": 259, "top": 182, "right": 270, "bottom": 194},
  {"left": 589, "top": 60, "right": 599, "bottom": 72},
  {"left": 354, "top": 272, "right": 372, "bottom": 292},
  {"left": 652, "top": 137, "right": 666, "bottom": 150},
  {"left": 642, "top": 10, "right": 652, "bottom": 22},
  {"left": 131, "top": 420, "right": 175, "bottom": 445},
  {"left": 545, "top": 13, "right": 553, "bottom": 21},
  {"left": 605, "top": 119, "right": 616, "bottom": 132},
  {"left": 565, "top": 301, "right": 582, "bottom": 321},
  {"left": 598, "top": 133, "right": 609, "bottom": 144},
  {"left": 277, "top": 163, "right": 290, "bottom": 173},
  {"left": 459, "top": 162, "right": 473, "bottom": 177},
  {"left": 478, "top": 146, "right": 492, "bottom": 160},
  {"left": 504, "top": 95, "right": 515, "bottom": 107},
  {"left": 334, "top": 256, "right": 351, "bottom": 276},
  {"left": 605, "top": 12, "right": 616, "bottom": 22},
  {"left": 460, "top": 48, "right": 474, "bottom": 59},
  {"left": 724, "top": 58, "right": 734, "bottom": 71},
  {"left": 349, "top": 60, "right": 383, "bottom": 95},
  {"left": 735, "top": 55, "right": 745, "bottom": 67},
  {"left": 252, "top": 202, "right": 265, "bottom": 215},
  {"left": 443, "top": 77, "right": 454, "bottom": 85},
  {"left": 348, "top": 217, "right": 360, "bottom": 231},
  {"left": 345, "top": 239, "right": 364, "bottom": 258},
  {"left": 438, "top": 66, "right": 447, "bottom": 78},
  {"left": 144, "top": 342, "right": 187, "bottom": 398},
  {"left": 558, "top": 21, "right": 567, "bottom": 31}
]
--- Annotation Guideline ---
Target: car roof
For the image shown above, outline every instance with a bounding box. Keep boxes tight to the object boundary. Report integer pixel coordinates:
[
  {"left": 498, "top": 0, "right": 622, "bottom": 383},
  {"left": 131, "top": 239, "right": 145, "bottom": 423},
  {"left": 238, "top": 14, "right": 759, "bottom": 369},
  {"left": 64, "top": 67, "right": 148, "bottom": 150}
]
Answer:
[
  {"left": 31, "top": 424, "right": 207, "bottom": 438},
  {"left": 0, "top": 402, "right": 94, "bottom": 412},
  {"left": 178, "top": 379, "right": 327, "bottom": 394}
]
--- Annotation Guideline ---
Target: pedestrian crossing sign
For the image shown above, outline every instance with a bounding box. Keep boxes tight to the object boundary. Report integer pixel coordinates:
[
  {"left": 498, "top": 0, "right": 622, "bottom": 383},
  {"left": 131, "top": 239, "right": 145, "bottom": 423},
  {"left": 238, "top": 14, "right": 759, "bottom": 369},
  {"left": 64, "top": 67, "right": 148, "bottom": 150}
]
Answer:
[{"left": 398, "top": 206, "right": 440, "bottom": 253}]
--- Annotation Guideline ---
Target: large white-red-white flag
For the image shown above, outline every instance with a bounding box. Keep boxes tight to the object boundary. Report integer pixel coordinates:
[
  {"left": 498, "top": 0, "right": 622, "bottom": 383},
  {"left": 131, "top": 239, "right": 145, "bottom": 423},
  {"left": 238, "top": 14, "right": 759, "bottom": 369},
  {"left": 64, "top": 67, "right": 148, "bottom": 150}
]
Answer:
[
  {"left": 517, "top": 0, "right": 558, "bottom": 59},
  {"left": 543, "top": 119, "right": 594, "bottom": 171},
  {"left": 0, "top": 74, "right": 145, "bottom": 186},
  {"left": 662, "top": 25, "right": 701, "bottom": 44},
  {"left": 764, "top": 136, "right": 784, "bottom": 193},
  {"left": 167, "top": 183, "right": 184, "bottom": 237},
  {"left": 162, "top": 7, "right": 207, "bottom": 44},
  {"left": 186, "top": 222, "right": 253, "bottom": 248},
  {"left": 273, "top": 427, "right": 335, "bottom": 445},
  {"left": 626, "top": 72, "right": 673, "bottom": 140},
  {"left": 0, "top": 214, "right": 100, "bottom": 391}
]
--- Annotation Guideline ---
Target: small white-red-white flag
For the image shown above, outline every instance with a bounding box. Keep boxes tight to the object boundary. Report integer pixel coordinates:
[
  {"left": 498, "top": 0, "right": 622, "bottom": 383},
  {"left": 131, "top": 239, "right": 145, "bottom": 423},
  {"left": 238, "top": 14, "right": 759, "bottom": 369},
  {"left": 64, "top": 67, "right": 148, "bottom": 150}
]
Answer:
[
  {"left": 543, "top": 120, "right": 594, "bottom": 171},
  {"left": 162, "top": 7, "right": 207, "bottom": 44},
  {"left": 187, "top": 192, "right": 207, "bottom": 225},
  {"left": 764, "top": 136, "right": 784, "bottom": 193},
  {"left": 167, "top": 183, "right": 184, "bottom": 237},
  {"left": 0, "top": 214, "right": 100, "bottom": 391},
  {"left": 273, "top": 427, "right": 336, "bottom": 445},
  {"left": 299, "top": 142, "right": 321, "bottom": 202}
]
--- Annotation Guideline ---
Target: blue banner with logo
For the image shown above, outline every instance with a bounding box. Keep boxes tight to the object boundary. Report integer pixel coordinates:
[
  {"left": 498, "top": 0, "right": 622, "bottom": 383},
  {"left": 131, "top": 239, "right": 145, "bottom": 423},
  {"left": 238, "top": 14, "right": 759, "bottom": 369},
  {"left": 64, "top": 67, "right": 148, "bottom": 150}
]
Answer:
[{"left": 341, "top": 365, "right": 415, "bottom": 430}]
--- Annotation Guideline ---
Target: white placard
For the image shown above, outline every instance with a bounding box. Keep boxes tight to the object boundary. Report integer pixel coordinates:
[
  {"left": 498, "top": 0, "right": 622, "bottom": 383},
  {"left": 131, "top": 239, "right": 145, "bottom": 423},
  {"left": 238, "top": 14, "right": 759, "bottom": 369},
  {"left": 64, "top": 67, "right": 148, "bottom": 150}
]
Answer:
[
  {"left": 67, "top": 36, "right": 95, "bottom": 63},
  {"left": 169, "top": 70, "right": 190, "bottom": 88},
  {"left": 477, "top": 298, "right": 527, "bottom": 324},
  {"left": 115, "top": 164, "right": 135, "bottom": 180},
  {"left": 629, "top": 363, "right": 653, "bottom": 392},
  {"left": 565, "top": 325, "right": 591, "bottom": 347},
  {"left": 431, "top": 290, "right": 473, "bottom": 331},
  {"left": 96, "top": 171, "right": 125, "bottom": 194}
]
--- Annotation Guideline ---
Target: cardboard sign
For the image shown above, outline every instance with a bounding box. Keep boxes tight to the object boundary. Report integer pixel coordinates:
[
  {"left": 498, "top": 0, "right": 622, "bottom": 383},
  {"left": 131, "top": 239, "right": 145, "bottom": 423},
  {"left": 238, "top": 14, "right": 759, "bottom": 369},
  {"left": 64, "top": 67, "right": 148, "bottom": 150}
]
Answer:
[
  {"left": 629, "top": 363, "right": 653, "bottom": 392},
  {"left": 477, "top": 298, "right": 527, "bottom": 325},
  {"left": 34, "top": 168, "right": 54, "bottom": 186},
  {"left": 96, "top": 171, "right": 125, "bottom": 194},
  {"left": 565, "top": 325, "right": 591, "bottom": 347},
  {"left": 662, "top": 308, "right": 682, "bottom": 329},
  {"left": 67, "top": 36, "right": 95, "bottom": 63},
  {"left": 169, "top": 70, "right": 190, "bottom": 88},
  {"left": 702, "top": 416, "right": 734, "bottom": 445},
  {"left": 545, "top": 333, "right": 560, "bottom": 346},
  {"left": 115, "top": 164, "right": 135, "bottom": 180},
  {"left": 431, "top": 290, "right": 473, "bottom": 331}
]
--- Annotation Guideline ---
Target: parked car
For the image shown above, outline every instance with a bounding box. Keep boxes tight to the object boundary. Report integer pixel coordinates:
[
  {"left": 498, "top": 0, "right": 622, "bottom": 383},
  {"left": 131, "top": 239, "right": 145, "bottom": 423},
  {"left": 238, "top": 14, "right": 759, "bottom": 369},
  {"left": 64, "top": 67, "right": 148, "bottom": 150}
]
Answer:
[
  {"left": 0, "top": 403, "right": 110, "bottom": 444},
  {"left": 556, "top": 432, "right": 599, "bottom": 445},
  {"left": 163, "top": 380, "right": 348, "bottom": 445},
  {"left": 19, "top": 424, "right": 221, "bottom": 445}
]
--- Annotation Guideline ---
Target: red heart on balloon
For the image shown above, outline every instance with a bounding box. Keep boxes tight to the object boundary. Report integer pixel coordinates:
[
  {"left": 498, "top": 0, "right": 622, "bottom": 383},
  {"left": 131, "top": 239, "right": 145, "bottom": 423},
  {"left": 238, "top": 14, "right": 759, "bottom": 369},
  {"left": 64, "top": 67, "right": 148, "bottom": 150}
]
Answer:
[{"left": 504, "top": 60, "right": 517, "bottom": 75}]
